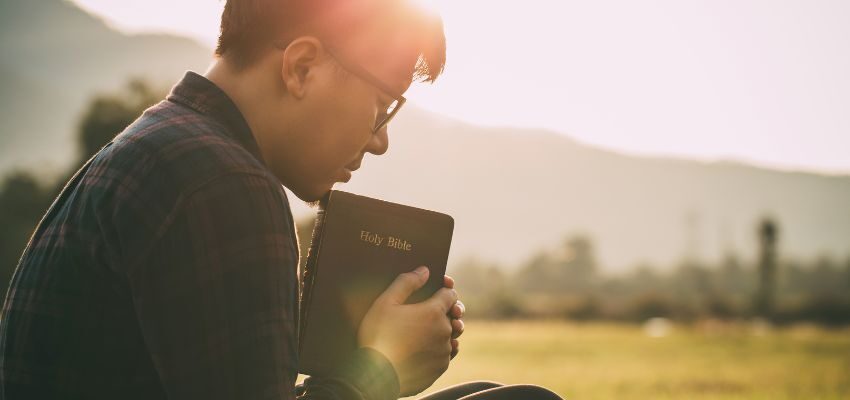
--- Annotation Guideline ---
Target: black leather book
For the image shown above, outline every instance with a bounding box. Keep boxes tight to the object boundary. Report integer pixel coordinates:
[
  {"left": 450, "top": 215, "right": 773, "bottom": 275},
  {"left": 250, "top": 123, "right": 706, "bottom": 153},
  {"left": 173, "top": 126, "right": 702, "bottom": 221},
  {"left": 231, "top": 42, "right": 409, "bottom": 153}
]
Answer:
[{"left": 298, "top": 190, "right": 454, "bottom": 376}]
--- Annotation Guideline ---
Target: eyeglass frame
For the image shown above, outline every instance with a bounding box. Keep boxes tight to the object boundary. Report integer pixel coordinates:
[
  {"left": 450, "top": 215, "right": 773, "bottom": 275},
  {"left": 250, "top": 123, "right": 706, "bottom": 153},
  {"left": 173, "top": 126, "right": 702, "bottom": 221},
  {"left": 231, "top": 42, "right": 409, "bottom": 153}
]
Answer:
[{"left": 273, "top": 40, "right": 408, "bottom": 134}]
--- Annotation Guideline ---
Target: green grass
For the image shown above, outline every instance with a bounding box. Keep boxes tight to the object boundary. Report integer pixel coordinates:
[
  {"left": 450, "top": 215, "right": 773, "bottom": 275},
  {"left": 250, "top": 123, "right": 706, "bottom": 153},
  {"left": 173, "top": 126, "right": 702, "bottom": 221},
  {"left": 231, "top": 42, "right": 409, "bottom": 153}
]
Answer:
[{"left": 413, "top": 320, "right": 850, "bottom": 400}]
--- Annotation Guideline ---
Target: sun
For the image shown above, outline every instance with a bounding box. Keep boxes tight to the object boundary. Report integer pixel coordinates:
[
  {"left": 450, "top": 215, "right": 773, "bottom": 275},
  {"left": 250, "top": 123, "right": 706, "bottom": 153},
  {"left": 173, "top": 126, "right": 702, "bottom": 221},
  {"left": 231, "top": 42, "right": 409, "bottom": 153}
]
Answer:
[{"left": 409, "top": 0, "right": 445, "bottom": 15}]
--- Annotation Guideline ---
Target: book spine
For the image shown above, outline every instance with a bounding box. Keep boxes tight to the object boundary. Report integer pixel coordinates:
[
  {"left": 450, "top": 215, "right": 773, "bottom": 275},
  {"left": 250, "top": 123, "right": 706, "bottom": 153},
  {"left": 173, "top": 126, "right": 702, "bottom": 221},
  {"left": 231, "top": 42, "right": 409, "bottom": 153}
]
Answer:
[{"left": 298, "top": 205, "right": 327, "bottom": 352}]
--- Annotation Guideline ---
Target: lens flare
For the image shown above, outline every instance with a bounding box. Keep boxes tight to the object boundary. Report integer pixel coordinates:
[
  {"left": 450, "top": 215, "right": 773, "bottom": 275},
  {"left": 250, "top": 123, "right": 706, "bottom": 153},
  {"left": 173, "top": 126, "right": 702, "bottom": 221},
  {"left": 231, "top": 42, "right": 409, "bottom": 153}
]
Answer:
[{"left": 408, "top": 0, "right": 444, "bottom": 15}]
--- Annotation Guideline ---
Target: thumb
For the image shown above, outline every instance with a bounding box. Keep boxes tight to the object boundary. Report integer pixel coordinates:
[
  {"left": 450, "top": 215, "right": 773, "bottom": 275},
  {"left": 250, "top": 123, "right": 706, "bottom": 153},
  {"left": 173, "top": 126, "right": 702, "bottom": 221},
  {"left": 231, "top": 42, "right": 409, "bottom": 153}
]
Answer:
[{"left": 378, "top": 266, "right": 429, "bottom": 305}]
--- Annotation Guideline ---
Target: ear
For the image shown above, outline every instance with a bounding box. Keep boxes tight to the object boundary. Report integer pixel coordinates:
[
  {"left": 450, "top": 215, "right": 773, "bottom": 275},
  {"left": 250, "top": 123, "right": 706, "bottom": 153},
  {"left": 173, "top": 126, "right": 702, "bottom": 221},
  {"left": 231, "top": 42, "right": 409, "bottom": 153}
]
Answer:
[{"left": 280, "top": 37, "right": 325, "bottom": 99}]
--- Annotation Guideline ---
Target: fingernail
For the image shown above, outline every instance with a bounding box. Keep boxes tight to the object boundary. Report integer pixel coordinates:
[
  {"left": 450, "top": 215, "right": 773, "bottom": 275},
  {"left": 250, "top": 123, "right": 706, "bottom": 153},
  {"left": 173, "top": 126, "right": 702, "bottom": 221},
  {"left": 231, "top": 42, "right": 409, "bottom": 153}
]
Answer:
[{"left": 415, "top": 266, "right": 428, "bottom": 275}]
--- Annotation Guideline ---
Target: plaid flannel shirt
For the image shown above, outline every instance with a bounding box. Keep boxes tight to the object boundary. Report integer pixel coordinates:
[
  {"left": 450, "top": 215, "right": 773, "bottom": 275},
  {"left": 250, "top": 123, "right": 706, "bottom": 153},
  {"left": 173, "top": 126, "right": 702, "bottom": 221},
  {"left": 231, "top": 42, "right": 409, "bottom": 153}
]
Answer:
[{"left": 0, "top": 72, "right": 399, "bottom": 400}]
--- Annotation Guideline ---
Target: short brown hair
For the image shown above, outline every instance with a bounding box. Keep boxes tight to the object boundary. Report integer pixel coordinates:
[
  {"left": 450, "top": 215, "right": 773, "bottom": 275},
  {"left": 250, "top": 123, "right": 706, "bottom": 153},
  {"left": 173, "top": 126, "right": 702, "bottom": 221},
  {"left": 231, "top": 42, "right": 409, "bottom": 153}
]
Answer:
[{"left": 216, "top": 0, "right": 446, "bottom": 83}]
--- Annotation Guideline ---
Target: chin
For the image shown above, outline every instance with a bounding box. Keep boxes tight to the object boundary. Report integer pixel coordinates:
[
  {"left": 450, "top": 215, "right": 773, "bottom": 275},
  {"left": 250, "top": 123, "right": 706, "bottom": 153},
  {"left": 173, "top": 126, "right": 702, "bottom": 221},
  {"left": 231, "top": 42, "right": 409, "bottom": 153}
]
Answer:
[{"left": 289, "top": 183, "right": 333, "bottom": 204}]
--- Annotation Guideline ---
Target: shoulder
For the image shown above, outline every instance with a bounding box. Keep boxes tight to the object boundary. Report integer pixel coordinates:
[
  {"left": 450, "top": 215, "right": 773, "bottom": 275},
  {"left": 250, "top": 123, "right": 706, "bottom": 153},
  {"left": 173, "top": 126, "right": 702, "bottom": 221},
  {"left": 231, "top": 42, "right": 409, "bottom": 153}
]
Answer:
[
  {"left": 84, "top": 98, "right": 288, "bottom": 235},
  {"left": 109, "top": 100, "right": 270, "bottom": 183}
]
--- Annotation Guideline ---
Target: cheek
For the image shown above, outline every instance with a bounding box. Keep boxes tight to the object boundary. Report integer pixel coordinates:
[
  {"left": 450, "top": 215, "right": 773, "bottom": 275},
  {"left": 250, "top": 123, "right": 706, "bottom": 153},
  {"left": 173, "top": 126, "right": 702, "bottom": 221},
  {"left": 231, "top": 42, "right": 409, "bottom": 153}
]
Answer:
[
  {"left": 317, "top": 97, "right": 375, "bottom": 158},
  {"left": 284, "top": 80, "right": 376, "bottom": 177},
  {"left": 282, "top": 116, "right": 365, "bottom": 188}
]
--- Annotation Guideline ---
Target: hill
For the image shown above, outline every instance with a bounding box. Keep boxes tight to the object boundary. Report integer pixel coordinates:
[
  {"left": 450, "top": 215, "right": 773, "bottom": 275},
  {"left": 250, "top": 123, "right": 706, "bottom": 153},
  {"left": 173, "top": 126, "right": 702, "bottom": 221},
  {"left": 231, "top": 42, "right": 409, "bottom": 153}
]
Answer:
[
  {"left": 331, "top": 108, "right": 850, "bottom": 270},
  {"left": 3, "top": 0, "right": 848, "bottom": 271},
  {"left": 0, "top": 0, "right": 212, "bottom": 173}
]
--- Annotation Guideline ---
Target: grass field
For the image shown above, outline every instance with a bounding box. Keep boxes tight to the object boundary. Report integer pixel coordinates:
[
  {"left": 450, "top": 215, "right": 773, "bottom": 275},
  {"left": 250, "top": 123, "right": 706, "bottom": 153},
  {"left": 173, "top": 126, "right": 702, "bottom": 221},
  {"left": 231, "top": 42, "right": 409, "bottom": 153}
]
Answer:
[{"left": 412, "top": 320, "right": 850, "bottom": 400}]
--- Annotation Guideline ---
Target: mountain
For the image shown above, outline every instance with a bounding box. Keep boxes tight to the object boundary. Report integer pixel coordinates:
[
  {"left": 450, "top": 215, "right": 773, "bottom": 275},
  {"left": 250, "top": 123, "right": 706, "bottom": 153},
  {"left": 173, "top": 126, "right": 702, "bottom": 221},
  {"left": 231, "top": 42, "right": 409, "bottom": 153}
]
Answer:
[
  {"left": 0, "top": 0, "right": 212, "bottom": 173},
  {"left": 329, "top": 108, "right": 850, "bottom": 271},
  {"left": 3, "top": 0, "right": 848, "bottom": 271}
]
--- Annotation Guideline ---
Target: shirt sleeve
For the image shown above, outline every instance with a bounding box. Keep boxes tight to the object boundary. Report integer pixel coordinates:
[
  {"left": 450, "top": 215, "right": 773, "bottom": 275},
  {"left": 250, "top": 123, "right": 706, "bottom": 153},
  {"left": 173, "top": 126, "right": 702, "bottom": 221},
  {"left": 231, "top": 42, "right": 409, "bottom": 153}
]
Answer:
[{"left": 124, "top": 172, "right": 400, "bottom": 400}]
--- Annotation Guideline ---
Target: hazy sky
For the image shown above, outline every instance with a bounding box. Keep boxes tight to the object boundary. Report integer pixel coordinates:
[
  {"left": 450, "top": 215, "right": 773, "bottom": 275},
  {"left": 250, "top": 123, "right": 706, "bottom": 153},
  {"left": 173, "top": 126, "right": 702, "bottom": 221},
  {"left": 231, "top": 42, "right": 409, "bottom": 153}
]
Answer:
[{"left": 71, "top": 0, "right": 850, "bottom": 174}]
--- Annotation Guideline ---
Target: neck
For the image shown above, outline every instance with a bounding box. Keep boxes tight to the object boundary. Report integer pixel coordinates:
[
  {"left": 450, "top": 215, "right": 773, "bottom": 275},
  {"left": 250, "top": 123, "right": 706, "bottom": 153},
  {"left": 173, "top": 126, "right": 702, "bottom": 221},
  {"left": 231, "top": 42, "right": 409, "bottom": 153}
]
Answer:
[{"left": 204, "top": 58, "right": 289, "bottom": 163}]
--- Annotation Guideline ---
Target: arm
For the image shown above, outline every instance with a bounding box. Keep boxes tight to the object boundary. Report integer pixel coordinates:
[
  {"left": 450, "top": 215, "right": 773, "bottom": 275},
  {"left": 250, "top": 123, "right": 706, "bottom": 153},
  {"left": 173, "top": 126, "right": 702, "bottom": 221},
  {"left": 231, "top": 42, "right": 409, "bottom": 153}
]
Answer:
[{"left": 125, "top": 172, "right": 399, "bottom": 400}]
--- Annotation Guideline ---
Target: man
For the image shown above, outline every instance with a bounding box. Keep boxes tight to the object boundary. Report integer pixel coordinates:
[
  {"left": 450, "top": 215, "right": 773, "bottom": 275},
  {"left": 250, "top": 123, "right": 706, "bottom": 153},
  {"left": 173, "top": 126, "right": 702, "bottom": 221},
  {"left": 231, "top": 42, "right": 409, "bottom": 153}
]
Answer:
[{"left": 0, "top": 0, "right": 562, "bottom": 399}]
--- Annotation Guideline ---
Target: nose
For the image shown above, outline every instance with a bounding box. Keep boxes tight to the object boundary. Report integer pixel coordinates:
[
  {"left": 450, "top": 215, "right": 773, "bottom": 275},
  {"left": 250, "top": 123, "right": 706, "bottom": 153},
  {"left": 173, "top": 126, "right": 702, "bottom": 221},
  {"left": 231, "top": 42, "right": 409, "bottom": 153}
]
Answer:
[{"left": 365, "top": 125, "right": 389, "bottom": 156}]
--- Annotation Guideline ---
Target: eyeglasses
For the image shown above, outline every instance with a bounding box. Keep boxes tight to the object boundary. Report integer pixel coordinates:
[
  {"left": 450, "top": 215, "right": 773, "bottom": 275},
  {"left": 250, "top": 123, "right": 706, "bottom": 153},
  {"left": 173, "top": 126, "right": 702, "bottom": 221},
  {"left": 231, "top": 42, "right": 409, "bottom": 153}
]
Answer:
[
  {"left": 325, "top": 47, "right": 407, "bottom": 134},
  {"left": 274, "top": 41, "right": 407, "bottom": 134}
]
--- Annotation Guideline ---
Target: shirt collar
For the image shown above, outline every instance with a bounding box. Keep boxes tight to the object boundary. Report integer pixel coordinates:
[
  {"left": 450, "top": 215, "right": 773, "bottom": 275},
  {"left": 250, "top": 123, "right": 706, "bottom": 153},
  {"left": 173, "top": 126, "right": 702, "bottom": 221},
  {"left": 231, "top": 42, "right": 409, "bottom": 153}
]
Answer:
[{"left": 166, "top": 71, "right": 265, "bottom": 165}]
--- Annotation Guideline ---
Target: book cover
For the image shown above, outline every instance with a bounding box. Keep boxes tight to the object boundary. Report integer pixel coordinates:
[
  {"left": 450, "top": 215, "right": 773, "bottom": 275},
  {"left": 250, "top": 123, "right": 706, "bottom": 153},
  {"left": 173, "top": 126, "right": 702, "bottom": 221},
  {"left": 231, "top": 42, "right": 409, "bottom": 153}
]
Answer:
[{"left": 298, "top": 190, "right": 455, "bottom": 376}]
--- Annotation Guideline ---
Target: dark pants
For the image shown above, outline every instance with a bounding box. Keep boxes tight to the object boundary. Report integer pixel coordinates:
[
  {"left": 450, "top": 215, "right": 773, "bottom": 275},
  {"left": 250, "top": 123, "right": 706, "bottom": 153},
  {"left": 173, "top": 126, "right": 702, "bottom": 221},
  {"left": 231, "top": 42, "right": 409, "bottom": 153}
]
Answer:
[{"left": 418, "top": 381, "right": 563, "bottom": 400}]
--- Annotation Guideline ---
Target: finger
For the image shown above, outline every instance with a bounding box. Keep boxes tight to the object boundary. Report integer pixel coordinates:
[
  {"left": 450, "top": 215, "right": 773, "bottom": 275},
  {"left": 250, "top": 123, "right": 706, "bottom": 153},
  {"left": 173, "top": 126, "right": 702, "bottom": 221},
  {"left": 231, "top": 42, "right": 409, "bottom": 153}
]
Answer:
[
  {"left": 377, "top": 266, "right": 429, "bottom": 305},
  {"left": 449, "top": 301, "right": 465, "bottom": 319},
  {"left": 443, "top": 275, "right": 455, "bottom": 289},
  {"left": 428, "top": 287, "right": 458, "bottom": 313},
  {"left": 451, "top": 318, "right": 464, "bottom": 339},
  {"left": 450, "top": 339, "right": 459, "bottom": 359}
]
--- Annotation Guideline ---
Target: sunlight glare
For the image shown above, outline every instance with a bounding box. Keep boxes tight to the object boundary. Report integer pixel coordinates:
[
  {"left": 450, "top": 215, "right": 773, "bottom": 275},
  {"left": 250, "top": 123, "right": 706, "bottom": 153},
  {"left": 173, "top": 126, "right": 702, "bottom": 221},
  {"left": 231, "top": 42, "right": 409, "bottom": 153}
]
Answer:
[
  {"left": 67, "top": 0, "right": 850, "bottom": 174},
  {"left": 408, "top": 0, "right": 445, "bottom": 15}
]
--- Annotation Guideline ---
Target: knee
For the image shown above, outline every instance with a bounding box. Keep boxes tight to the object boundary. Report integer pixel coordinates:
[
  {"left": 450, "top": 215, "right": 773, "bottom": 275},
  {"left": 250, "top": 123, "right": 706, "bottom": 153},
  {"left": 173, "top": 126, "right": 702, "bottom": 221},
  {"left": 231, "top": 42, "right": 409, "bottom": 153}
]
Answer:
[
  {"left": 419, "top": 381, "right": 506, "bottom": 400},
  {"left": 489, "top": 384, "right": 563, "bottom": 400},
  {"left": 465, "top": 380, "right": 505, "bottom": 390}
]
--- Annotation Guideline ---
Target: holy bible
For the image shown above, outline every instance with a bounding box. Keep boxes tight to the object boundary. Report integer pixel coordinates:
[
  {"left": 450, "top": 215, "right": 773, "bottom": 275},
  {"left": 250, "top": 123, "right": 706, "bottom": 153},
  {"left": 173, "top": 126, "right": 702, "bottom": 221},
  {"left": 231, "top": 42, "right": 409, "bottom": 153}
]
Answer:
[{"left": 298, "top": 190, "right": 454, "bottom": 376}]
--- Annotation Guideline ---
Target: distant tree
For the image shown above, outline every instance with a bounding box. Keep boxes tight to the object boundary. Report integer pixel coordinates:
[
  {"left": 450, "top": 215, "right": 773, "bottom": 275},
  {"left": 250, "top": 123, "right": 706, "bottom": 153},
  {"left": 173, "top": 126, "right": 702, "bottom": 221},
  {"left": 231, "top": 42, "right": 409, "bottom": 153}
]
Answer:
[
  {"left": 782, "top": 255, "right": 850, "bottom": 302},
  {"left": 448, "top": 258, "right": 522, "bottom": 318},
  {"left": 483, "top": 289, "right": 524, "bottom": 319},
  {"left": 661, "top": 260, "right": 712, "bottom": 318},
  {"left": 561, "top": 236, "right": 597, "bottom": 284},
  {"left": 562, "top": 295, "right": 602, "bottom": 321},
  {"left": 627, "top": 293, "right": 676, "bottom": 321},
  {"left": 717, "top": 252, "right": 750, "bottom": 298},
  {"left": 611, "top": 264, "right": 663, "bottom": 298},
  {"left": 811, "top": 256, "right": 848, "bottom": 298},
  {"left": 517, "top": 235, "right": 599, "bottom": 294},
  {"left": 76, "top": 79, "right": 161, "bottom": 166},
  {"left": 1, "top": 79, "right": 163, "bottom": 295},
  {"left": 754, "top": 218, "right": 779, "bottom": 318},
  {"left": 449, "top": 257, "right": 508, "bottom": 297},
  {"left": 0, "top": 172, "right": 51, "bottom": 291},
  {"left": 516, "top": 251, "right": 554, "bottom": 293},
  {"left": 845, "top": 257, "right": 850, "bottom": 292}
]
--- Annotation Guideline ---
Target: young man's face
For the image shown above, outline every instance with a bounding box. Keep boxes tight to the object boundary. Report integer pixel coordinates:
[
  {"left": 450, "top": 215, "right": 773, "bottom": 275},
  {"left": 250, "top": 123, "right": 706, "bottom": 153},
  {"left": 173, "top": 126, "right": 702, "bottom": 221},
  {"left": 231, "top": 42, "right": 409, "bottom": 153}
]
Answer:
[{"left": 268, "top": 40, "right": 415, "bottom": 203}]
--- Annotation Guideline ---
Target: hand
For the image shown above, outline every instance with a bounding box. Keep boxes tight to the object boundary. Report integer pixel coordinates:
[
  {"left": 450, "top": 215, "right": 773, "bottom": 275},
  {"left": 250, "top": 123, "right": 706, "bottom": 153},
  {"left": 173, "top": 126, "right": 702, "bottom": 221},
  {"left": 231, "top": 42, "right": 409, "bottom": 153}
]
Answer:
[
  {"left": 358, "top": 266, "right": 457, "bottom": 396},
  {"left": 443, "top": 275, "right": 465, "bottom": 359}
]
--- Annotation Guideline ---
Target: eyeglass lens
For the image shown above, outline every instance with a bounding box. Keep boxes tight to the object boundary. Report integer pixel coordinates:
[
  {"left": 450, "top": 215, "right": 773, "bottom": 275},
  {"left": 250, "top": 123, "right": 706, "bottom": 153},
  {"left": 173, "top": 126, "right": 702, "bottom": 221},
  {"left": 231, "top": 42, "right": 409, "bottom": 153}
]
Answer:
[{"left": 375, "top": 99, "right": 401, "bottom": 132}]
